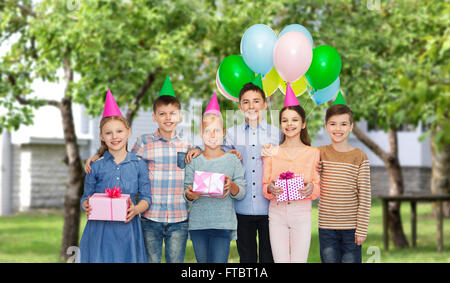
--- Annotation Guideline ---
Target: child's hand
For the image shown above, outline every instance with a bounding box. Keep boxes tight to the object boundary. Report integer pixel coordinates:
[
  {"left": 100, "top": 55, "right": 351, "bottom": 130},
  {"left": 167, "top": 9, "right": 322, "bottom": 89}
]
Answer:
[
  {"left": 84, "top": 155, "right": 100, "bottom": 174},
  {"left": 223, "top": 176, "right": 231, "bottom": 198},
  {"left": 261, "top": 144, "right": 278, "bottom": 157},
  {"left": 228, "top": 149, "right": 242, "bottom": 161},
  {"left": 82, "top": 197, "right": 92, "bottom": 217},
  {"left": 185, "top": 185, "right": 201, "bottom": 201},
  {"left": 223, "top": 176, "right": 239, "bottom": 198},
  {"left": 268, "top": 181, "right": 283, "bottom": 196},
  {"left": 185, "top": 148, "right": 201, "bottom": 164},
  {"left": 300, "top": 183, "right": 314, "bottom": 198},
  {"left": 355, "top": 235, "right": 366, "bottom": 246},
  {"left": 125, "top": 198, "right": 138, "bottom": 223}
]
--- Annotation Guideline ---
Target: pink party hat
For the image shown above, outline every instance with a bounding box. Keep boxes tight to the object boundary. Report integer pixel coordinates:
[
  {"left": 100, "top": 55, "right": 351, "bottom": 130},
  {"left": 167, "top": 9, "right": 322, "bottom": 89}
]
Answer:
[
  {"left": 284, "top": 83, "right": 300, "bottom": 107},
  {"left": 102, "top": 89, "right": 123, "bottom": 118},
  {"left": 204, "top": 92, "right": 221, "bottom": 116}
]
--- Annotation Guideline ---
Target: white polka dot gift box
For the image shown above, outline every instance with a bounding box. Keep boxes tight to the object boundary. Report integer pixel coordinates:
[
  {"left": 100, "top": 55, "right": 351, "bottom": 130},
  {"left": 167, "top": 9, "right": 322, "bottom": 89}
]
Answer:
[{"left": 274, "top": 171, "right": 305, "bottom": 202}]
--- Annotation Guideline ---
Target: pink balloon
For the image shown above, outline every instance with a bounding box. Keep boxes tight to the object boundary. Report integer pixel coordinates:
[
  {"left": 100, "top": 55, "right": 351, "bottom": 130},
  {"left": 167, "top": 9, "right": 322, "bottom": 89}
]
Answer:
[
  {"left": 216, "top": 70, "right": 239, "bottom": 102},
  {"left": 273, "top": 31, "right": 313, "bottom": 83}
]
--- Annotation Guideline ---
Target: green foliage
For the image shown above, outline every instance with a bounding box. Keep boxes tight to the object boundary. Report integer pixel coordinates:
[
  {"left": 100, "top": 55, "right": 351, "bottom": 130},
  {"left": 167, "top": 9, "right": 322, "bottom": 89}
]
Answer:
[
  {"left": 1, "top": 0, "right": 447, "bottom": 148},
  {"left": 281, "top": 0, "right": 449, "bottom": 148}
]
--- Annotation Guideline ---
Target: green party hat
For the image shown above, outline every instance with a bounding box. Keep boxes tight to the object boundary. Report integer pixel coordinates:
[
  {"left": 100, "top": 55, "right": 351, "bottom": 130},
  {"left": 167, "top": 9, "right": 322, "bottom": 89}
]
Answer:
[
  {"left": 251, "top": 73, "right": 264, "bottom": 91},
  {"left": 333, "top": 91, "right": 347, "bottom": 105},
  {"left": 158, "top": 75, "right": 176, "bottom": 97}
]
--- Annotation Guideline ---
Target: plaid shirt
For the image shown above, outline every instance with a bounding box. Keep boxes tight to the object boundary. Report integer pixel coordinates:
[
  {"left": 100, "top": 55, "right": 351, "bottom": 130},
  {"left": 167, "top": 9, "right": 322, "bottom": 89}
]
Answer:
[{"left": 131, "top": 129, "right": 192, "bottom": 223}]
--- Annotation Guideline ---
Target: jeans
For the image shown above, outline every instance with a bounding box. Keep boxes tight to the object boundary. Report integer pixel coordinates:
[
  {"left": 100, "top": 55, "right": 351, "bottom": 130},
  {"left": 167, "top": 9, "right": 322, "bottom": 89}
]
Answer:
[
  {"left": 141, "top": 218, "right": 188, "bottom": 263},
  {"left": 189, "top": 229, "right": 232, "bottom": 263},
  {"left": 319, "top": 229, "right": 362, "bottom": 263}
]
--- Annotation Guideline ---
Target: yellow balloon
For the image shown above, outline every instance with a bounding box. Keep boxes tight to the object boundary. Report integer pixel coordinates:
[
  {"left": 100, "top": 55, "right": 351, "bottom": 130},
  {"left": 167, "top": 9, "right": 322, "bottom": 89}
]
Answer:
[
  {"left": 280, "top": 76, "right": 307, "bottom": 97},
  {"left": 262, "top": 67, "right": 282, "bottom": 97}
]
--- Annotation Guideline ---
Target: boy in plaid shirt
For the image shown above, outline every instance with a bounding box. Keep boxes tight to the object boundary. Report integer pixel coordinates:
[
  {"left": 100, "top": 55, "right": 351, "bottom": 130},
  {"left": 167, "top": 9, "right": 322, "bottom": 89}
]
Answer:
[{"left": 132, "top": 76, "right": 200, "bottom": 262}]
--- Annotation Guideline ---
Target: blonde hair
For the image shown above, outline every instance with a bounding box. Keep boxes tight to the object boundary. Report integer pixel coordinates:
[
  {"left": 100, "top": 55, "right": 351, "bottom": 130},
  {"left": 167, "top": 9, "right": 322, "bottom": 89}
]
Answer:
[
  {"left": 201, "top": 113, "right": 224, "bottom": 132},
  {"left": 97, "top": 116, "right": 131, "bottom": 157}
]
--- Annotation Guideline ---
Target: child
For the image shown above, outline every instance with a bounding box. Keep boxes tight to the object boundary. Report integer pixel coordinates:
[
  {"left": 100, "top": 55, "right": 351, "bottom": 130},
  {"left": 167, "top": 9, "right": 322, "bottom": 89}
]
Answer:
[
  {"left": 262, "top": 85, "right": 320, "bottom": 263},
  {"left": 222, "top": 75, "right": 281, "bottom": 263},
  {"left": 318, "top": 95, "right": 371, "bottom": 263},
  {"left": 184, "top": 93, "right": 246, "bottom": 263},
  {"left": 130, "top": 76, "right": 200, "bottom": 263},
  {"left": 79, "top": 89, "right": 150, "bottom": 263},
  {"left": 85, "top": 76, "right": 201, "bottom": 263}
]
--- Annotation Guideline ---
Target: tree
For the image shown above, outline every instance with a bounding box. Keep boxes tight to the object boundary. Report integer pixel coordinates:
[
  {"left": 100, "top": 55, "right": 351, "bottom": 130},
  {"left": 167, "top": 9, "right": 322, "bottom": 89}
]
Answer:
[
  {"left": 279, "top": 0, "right": 449, "bottom": 247},
  {"left": 0, "top": 0, "right": 287, "bottom": 261},
  {"left": 391, "top": 1, "right": 450, "bottom": 216},
  {"left": 0, "top": 0, "right": 216, "bottom": 261}
]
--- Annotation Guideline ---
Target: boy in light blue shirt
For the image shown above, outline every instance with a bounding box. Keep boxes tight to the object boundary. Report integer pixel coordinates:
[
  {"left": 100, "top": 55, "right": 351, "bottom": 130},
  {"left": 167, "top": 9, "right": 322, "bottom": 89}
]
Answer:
[{"left": 222, "top": 80, "right": 281, "bottom": 263}]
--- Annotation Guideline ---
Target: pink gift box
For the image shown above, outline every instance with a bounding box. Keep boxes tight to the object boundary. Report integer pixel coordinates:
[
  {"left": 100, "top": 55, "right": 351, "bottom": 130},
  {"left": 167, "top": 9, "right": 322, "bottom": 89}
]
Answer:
[
  {"left": 88, "top": 193, "right": 130, "bottom": 221},
  {"left": 193, "top": 171, "right": 225, "bottom": 197},
  {"left": 275, "top": 171, "right": 305, "bottom": 202}
]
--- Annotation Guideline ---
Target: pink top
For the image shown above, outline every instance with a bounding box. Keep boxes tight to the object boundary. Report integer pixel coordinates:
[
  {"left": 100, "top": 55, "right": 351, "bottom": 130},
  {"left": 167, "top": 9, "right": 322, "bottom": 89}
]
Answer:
[{"left": 262, "top": 145, "right": 320, "bottom": 201}]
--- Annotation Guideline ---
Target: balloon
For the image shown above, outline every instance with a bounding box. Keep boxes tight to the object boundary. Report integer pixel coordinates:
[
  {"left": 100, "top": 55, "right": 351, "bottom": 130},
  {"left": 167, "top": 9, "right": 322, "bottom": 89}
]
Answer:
[
  {"left": 240, "top": 24, "right": 278, "bottom": 76},
  {"left": 279, "top": 24, "right": 314, "bottom": 47},
  {"left": 280, "top": 76, "right": 308, "bottom": 97},
  {"left": 262, "top": 67, "right": 282, "bottom": 98},
  {"left": 216, "top": 69, "right": 239, "bottom": 102},
  {"left": 273, "top": 31, "right": 313, "bottom": 82},
  {"left": 310, "top": 77, "right": 340, "bottom": 105},
  {"left": 305, "top": 45, "right": 342, "bottom": 90},
  {"left": 218, "top": 55, "right": 255, "bottom": 99}
]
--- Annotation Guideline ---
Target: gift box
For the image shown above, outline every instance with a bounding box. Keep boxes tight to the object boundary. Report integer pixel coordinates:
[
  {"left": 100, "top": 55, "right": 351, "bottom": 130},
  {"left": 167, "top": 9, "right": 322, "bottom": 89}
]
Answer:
[
  {"left": 275, "top": 171, "right": 305, "bottom": 202},
  {"left": 88, "top": 187, "right": 130, "bottom": 221},
  {"left": 193, "top": 171, "right": 226, "bottom": 197}
]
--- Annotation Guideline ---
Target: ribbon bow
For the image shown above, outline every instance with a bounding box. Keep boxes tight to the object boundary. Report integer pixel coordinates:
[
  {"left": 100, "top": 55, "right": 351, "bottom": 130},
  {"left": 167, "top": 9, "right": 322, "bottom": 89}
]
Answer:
[
  {"left": 105, "top": 186, "right": 122, "bottom": 198},
  {"left": 279, "top": 171, "right": 295, "bottom": 180}
]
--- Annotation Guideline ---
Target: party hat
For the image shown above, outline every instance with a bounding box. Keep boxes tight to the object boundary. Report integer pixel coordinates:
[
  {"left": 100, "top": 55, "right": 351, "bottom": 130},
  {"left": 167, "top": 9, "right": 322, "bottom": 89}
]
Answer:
[
  {"left": 158, "top": 75, "right": 176, "bottom": 97},
  {"left": 284, "top": 83, "right": 300, "bottom": 107},
  {"left": 204, "top": 92, "right": 221, "bottom": 116},
  {"left": 332, "top": 91, "right": 347, "bottom": 105},
  {"left": 251, "top": 74, "right": 264, "bottom": 91},
  {"left": 102, "top": 89, "right": 123, "bottom": 118}
]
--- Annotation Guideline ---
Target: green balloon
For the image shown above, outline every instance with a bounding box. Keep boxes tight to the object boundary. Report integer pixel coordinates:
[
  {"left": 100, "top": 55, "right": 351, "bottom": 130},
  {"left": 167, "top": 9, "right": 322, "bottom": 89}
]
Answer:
[
  {"left": 306, "top": 45, "right": 342, "bottom": 90},
  {"left": 218, "top": 55, "right": 255, "bottom": 99}
]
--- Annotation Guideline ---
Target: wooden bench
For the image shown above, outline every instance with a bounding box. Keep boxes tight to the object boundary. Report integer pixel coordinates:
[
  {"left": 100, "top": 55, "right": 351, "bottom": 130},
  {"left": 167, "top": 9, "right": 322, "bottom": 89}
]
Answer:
[{"left": 378, "top": 194, "right": 450, "bottom": 252}]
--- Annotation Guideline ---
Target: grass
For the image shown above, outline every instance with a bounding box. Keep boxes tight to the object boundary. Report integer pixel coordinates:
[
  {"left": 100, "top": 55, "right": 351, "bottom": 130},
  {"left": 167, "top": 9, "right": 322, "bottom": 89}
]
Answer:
[{"left": 0, "top": 199, "right": 449, "bottom": 263}]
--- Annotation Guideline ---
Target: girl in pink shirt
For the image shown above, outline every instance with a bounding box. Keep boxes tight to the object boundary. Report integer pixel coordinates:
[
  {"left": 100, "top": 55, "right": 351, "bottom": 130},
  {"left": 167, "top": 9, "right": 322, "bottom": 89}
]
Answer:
[{"left": 262, "top": 105, "right": 320, "bottom": 263}]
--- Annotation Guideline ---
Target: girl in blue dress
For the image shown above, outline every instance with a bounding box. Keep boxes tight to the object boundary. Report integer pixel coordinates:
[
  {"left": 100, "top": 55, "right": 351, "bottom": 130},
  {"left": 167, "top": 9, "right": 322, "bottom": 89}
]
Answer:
[{"left": 79, "top": 95, "right": 150, "bottom": 262}]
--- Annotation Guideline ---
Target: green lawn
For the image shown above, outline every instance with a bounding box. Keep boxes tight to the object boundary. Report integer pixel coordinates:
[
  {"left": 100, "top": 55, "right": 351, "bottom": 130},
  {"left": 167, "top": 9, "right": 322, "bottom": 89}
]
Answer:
[{"left": 0, "top": 198, "right": 449, "bottom": 263}]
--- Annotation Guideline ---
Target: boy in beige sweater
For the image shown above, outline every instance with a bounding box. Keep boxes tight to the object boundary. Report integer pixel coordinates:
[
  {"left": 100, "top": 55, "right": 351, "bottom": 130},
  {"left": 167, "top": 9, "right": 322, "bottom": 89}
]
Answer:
[{"left": 318, "top": 100, "right": 371, "bottom": 263}]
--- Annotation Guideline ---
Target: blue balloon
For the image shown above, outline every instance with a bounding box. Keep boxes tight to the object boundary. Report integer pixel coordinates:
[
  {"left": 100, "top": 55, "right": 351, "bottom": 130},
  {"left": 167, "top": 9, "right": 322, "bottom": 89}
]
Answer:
[
  {"left": 240, "top": 24, "right": 278, "bottom": 76},
  {"left": 310, "top": 77, "right": 340, "bottom": 105},
  {"left": 279, "top": 24, "right": 314, "bottom": 47}
]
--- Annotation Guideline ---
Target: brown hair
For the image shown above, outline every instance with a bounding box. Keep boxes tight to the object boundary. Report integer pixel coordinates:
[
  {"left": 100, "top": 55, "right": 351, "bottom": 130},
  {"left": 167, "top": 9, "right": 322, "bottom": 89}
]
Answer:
[
  {"left": 239, "top": 83, "right": 267, "bottom": 103},
  {"left": 153, "top": 95, "right": 181, "bottom": 113},
  {"left": 97, "top": 116, "right": 131, "bottom": 157},
  {"left": 325, "top": 104, "right": 353, "bottom": 124},
  {"left": 279, "top": 105, "right": 311, "bottom": 146}
]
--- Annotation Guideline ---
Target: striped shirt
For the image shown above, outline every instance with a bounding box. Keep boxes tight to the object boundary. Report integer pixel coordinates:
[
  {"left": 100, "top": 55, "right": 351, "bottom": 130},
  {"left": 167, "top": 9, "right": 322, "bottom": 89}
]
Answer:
[
  {"left": 318, "top": 145, "right": 371, "bottom": 237},
  {"left": 131, "top": 129, "right": 193, "bottom": 223}
]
